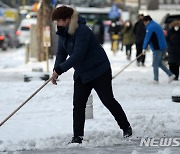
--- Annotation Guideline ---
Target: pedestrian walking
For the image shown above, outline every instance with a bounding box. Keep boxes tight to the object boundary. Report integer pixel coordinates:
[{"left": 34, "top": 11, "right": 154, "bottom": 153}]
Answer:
[
  {"left": 142, "top": 15, "right": 175, "bottom": 84},
  {"left": 121, "top": 20, "right": 134, "bottom": 60},
  {"left": 51, "top": 6, "right": 132, "bottom": 144},
  {"left": 133, "top": 14, "right": 146, "bottom": 66},
  {"left": 108, "top": 19, "right": 122, "bottom": 52},
  {"left": 166, "top": 20, "right": 180, "bottom": 80}
]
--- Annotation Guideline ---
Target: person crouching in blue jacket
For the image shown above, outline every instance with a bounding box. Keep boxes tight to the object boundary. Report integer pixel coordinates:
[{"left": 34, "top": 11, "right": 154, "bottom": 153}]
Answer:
[
  {"left": 142, "top": 15, "right": 175, "bottom": 84},
  {"left": 50, "top": 6, "right": 132, "bottom": 144}
]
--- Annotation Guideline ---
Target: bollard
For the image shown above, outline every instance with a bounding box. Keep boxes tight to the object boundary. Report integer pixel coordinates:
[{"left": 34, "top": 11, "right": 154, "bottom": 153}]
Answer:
[
  {"left": 25, "top": 43, "right": 30, "bottom": 64},
  {"left": 172, "top": 88, "right": 180, "bottom": 103},
  {"left": 85, "top": 95, "right": 93, "bottom": 119}
]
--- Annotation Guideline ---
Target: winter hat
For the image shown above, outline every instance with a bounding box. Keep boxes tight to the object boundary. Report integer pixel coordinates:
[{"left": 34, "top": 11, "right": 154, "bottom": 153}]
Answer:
[
  {"left": 51, "top": 6, "right": 74, "bottom": 21},
  {"left": 169, "top": 20, "right": 180, "bottom": 29}
]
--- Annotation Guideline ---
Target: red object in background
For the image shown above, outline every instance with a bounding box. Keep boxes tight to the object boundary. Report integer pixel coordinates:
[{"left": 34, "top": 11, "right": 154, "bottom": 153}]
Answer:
[
  {"left": 0, "top": 36, "right": 5, "bottom": 40},
  {"left": 16, "top": 30, "right": 21, "bottom": 35},
  {"left": 163, "top": 30, "right": 167, "bottom": 36}
]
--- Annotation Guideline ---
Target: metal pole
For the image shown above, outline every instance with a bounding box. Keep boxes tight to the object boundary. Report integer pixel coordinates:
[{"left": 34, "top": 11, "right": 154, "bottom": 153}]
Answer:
[
  {"left": 138, "top": 0, "right": 141, "bottom": 12},
  {"left": 25, "top": 43, "right": 30, "bottom": 64},
  {"left": 46, "top": 46, "right": 49, "bottom": 72},
  {"left": 0, "top": 77, "right": 52, "bottom": 127}
]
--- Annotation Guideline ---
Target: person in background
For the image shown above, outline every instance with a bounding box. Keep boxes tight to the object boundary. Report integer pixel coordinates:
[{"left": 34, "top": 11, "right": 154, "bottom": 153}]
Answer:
[
  {"left": 166, "top": 20, "right": 180, "bottom": 81},
  {"left": 133, "top": 14, "right": 146, "bottom": 66},
  {"left": 142, "top": 15, "right": 175, "bottom": 84},
  {"left": 119, "top": 19, "right": 124, "bottom": 51},
  {"left": 121, "top": 20, "right": 134, "bottom": 60},
  {"left": 92, "top": 19, "right": 105, "bottom": 45},
  {"left": 51, "top": 6, "right": 132, "bottom": 144},
  {"left": 108, "top": 19, "right": 122, "bottom": 51}
]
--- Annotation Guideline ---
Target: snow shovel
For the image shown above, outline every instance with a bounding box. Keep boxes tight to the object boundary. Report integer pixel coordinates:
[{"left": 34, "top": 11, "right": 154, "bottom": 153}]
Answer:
[
  {"left": 112, "top": 52, "right": 144, "bottom": 79},
  {"left": 0, "top": 77, "right": 53, "bottom": 127}
]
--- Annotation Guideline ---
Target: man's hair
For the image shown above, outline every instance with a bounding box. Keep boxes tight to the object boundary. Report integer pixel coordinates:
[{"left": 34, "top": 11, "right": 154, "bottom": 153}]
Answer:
[
  {"left": 51, "top": 6, "right": 74, "bottom": 21},
  {"left": 143, "top": 15, "right": 152, "bottom": 22},
  {"left": 138, "top": 14, "right": 144, "bottom": 18}
]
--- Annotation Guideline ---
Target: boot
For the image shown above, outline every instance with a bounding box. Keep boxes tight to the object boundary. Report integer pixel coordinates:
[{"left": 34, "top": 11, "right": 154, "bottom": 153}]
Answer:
[
  {"left": 70, "top": 136, "right": 83, "bottom": 144},
  {"left": 123, "top": 126, "right": 132, "bottom": 138}
]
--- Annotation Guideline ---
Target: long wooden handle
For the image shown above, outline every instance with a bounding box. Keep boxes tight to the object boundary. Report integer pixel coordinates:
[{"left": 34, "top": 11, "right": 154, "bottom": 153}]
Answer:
[
  {"left": 112, "top": 53, "right": 144, "bottom": 79},
  {"left": 0, "top": 77, "right": 53, "bottom": 127}
]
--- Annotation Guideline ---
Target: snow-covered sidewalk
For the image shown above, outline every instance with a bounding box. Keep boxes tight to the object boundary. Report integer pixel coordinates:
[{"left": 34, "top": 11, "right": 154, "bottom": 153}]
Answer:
[{"left": 0, "top": 43, "right": 180, "bottom": 153}]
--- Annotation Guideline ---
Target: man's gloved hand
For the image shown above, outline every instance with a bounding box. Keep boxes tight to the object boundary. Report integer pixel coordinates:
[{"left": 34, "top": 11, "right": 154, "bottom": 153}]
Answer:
[
  {"left": 142, "top": 49, "right": 146, "bottom": 55},
  {"left": 51, "top": 71, "right": 59, "bottom": 85}
]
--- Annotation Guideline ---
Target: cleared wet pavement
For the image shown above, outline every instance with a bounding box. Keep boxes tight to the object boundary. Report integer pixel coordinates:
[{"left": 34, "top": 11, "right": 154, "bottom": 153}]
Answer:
[{"left": 1, "top": 145, "right": 180, "bottom": 154}]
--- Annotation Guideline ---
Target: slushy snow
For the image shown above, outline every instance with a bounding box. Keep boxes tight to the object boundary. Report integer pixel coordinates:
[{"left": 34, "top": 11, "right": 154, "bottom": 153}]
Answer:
[{"left": 0, "top": 43, "right": 180, "bottom": 152}]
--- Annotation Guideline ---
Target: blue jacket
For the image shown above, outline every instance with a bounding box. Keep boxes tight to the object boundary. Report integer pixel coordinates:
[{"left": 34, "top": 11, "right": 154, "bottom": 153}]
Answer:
[
  {"left": 54, "top": 14, "right": 110, "bottom": 83},
  {"left": 143, "top": 20, "right": 167, "bottom": 52}
]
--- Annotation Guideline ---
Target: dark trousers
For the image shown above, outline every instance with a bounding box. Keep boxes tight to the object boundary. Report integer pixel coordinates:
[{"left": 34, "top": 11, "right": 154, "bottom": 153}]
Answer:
[
  {"left": 136, "top": 42, "right": 145, "bottom": 64},
  {"left": 73, "top": 69, "right": 130, "bottom": 137},
  {"left": 125, "top": 44, "right": 132, "bottom": 59},
  {"left": 169, "top": 63, "right": 179, "bottom": 80}
]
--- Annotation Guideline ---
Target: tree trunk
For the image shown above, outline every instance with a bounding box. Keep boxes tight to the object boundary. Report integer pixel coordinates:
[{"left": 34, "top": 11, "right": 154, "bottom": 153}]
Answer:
[{"left": 36, "top": 0, "right": 53, "bottom": 61}]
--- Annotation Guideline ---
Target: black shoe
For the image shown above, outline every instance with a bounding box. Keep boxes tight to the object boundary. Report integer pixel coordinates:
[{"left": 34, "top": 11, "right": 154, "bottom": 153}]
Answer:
[
  {"left": 70, "top": 136, "right": 83, "bottom": 144},
  {"left": 123, "top": 126, "right": 132, "bottom": 138}
]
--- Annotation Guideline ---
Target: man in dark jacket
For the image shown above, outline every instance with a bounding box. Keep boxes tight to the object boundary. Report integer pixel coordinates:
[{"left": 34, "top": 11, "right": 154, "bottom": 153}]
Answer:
[
  {"left": 143, "top": 15, "right": 175, "bottom": 84},
  {"left": 51, "top": 6, "right": 132, "bottom": 144},
  {"left": 133, "top": 14, "right": 146, "bottom": 66},
  {"left": 166, "top": 20, "right": 180, "bottom": 80}
]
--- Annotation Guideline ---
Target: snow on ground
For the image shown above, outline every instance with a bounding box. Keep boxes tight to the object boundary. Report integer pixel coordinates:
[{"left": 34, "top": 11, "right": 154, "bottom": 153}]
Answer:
[{"left": 0, "top": 43, "right": 180, "bottom": 153}]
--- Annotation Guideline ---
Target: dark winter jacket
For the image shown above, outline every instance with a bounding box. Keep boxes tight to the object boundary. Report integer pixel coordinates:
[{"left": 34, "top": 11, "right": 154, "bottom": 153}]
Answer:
[
  {"left": 133, "top": 19, "right": 146, "bottom": 44},
  {"left": 143, "top": 20, "right": 167, "bottom": 52},
  {"left": 108, "top": 21, "right": 122, "bottom": 39},
  {"left": 166, "top": 20, "right": 180, "bottom": 65},
  {"left": 54, "top": 9, "right": 110, "bottom": 83},
  {"left": 121, "top": 24, "right": 134, "bottom": 46}
]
